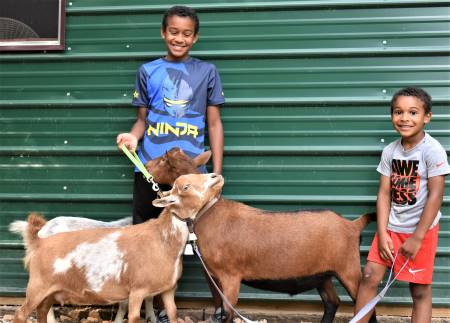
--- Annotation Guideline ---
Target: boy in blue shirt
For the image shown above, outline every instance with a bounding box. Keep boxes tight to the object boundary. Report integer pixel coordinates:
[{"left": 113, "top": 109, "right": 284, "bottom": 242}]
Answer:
[
  {"left": 355, "top": 87, "right": 450, "bottom": 322},
  {"left": 116, "top": 6, "right": 225, "bottom": 322}
]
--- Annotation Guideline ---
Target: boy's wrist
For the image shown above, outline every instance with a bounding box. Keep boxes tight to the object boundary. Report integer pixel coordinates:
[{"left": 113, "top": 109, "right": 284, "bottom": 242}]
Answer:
[
  {"left": 128, "top": 132, "right": 139, "bottom": 140},
  {"left": 411, "top": 231, "right": 425, "bottom": 241},
  {"left": 377, "top": 228, "right": 389, "bottom": 237}
]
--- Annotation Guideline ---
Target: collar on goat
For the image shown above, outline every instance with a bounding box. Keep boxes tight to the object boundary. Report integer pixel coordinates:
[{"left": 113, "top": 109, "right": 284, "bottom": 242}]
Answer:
[{"left": 172, "top": 195, "right": 220, "bottom": 230}]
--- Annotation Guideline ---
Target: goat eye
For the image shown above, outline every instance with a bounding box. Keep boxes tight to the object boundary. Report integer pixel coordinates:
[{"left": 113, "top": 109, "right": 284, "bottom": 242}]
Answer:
[{"left": 183, "top": 184, "right": 190, "bottom": 191}]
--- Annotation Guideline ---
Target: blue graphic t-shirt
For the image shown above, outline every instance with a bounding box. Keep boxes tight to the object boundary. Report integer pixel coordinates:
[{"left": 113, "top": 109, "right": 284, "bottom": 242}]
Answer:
[{"left": 132, "top": 57, "right": 225, "bottom": 166}]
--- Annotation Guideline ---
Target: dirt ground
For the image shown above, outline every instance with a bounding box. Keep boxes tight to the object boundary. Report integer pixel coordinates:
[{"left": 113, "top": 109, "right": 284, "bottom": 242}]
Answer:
[{"left": 1, "top": 305, "right": 449, "bottom": 323}]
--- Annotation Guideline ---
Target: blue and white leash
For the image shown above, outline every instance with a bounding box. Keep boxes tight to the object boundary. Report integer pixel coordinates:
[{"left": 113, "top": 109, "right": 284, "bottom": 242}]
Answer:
[{"left": 350, "top": 254, "right": 409, "bottom": 323}]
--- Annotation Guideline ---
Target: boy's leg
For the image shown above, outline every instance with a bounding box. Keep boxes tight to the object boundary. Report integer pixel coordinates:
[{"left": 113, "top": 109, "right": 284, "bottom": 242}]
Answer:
[
  {"left": 354, "top": 261, "right": 387, "bottom": 323},
  {"left": 410, "top": 283, "right": 432, "bottom": 323}
]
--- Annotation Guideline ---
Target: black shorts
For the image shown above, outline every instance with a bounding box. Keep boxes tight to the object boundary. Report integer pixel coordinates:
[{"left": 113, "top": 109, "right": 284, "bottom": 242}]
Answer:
[{"left": 132, "top": 172, "right": 171, "bottom": 224}]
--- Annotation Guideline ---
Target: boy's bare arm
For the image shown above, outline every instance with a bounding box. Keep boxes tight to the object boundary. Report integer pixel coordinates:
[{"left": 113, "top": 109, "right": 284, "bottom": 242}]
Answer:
[
  {"left": 400, "top": 175, "right": 445, "bottom": 259},
  {"left": 207, "top": 105, "right": 224, "bottom": 174},
  {"left": 377, "top": 174, "right": 394, "bottom": 261},
  {"left": 116, "top": 107, "right": 147, "bottom": 151}
]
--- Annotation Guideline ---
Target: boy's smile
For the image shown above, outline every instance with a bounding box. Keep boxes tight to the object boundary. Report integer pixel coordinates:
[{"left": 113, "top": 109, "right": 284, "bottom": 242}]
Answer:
[
  {"left": 161, "top": 15, "right": 198, "bottom": 61},
  {"left": 391, "top": 95, "right": 431, "bottom": 149}
]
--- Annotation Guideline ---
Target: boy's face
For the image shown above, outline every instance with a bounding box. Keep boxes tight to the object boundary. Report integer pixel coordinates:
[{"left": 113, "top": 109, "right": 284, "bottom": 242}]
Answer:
[
  {"left": 161, "top": 15, "right": 198, "bottom": 61},
  {"left": 391, "top": 95, "right": 431, "bottom": 143}
]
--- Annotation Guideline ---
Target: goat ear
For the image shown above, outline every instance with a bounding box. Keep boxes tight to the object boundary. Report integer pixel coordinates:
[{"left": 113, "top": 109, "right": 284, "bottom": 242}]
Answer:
[
  {"left": 160, "top": 190, "right": 171, "bottom": 197},
  {"left": 193, "top": 150, "right": 212, "bottom": 167},
  {"left": 152, "top": 195, "right": 178, "bottom": 208}
]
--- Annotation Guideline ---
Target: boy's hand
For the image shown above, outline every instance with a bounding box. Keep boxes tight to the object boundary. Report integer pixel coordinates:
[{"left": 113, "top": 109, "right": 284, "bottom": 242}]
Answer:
[
  {"left": 378, "top": 231, "right": 395, "bottom": 262},
  {"left": 116, "top": 133, "right": 138, "bottom": 152},
  {"left": 399, "top": 236, "right": 422, "bottom": 260}
]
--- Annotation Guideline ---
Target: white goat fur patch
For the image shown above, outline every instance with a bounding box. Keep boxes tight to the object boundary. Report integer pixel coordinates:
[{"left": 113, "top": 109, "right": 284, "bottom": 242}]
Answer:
[
  {"left": 38, "top": 216, "right": 132, "bottom": 238},
  {"left": 171, "top": 216, "right": 188, "bottom": 236},
  {"left": 171, "top": 217, "right": 188, "bottom": 285},
  {"left": 53, "top": 231, "right": 125, "bottom": 292}
]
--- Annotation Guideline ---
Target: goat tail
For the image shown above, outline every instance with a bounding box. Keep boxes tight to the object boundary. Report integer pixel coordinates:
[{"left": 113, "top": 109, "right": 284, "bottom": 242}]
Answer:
[
  {"left": 27, "top": 212, "right": 46, "bottom": 241},
  {"left": 353, "top": 212, "right": 376, "bottom": 232},
  {"left": 9, "top": 213, "right": 46, "bottom": 269}
]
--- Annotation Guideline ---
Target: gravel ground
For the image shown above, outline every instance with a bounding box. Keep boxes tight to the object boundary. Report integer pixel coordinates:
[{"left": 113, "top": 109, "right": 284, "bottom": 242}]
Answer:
[{"left": 1, "top": 305, "right": 449, "bottom": 323}]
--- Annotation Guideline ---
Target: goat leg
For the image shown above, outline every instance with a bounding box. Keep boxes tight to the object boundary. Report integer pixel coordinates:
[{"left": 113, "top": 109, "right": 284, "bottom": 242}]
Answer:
[
  {"left": 13, "top": 286, "right": 48, "bottom": 323},
  {"left": 36, "top": 297, "right": 54, "bottom": 323},
  {"left": 113, "top": 300, "right": 128, "bottom": 323},
  {"left": 317, "top": 278, "right": 340, "bottom": 323},
  {"left": 219, "top": 276, "right": 241, "bottom": 323},
  {"left": 161, "top": 288, "right": 178, "bottom": 323},
  {"left": 127, "top": 291, "right": 146, "bottom": 323},
  {"left": 144, "top": 296, "right": 157, "bottom": 323},
  {"left": 204, "top": 271, "right": 223, "bottom": 311}
]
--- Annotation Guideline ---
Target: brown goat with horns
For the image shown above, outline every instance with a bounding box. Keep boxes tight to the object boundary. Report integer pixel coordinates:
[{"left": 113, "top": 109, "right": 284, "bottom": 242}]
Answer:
[{"left": 145, "top": 148, "right": 377, "bottom": 323}]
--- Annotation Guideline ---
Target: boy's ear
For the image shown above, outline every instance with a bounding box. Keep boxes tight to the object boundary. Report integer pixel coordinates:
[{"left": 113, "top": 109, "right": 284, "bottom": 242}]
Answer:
[{"left": 424, "top": 112, "right": 432, "bottom": 124}]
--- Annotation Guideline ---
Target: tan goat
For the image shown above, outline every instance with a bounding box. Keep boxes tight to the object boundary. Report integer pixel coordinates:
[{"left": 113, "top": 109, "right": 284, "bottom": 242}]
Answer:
[
  {"left": 146, "top": 148, "right": 377, "bottom": 323},
  {"left": 10, "top": 216, "right": 151, "bottom": 323},
  {"left": 11, "top": 173, "right": 224, "bottom": 323}
]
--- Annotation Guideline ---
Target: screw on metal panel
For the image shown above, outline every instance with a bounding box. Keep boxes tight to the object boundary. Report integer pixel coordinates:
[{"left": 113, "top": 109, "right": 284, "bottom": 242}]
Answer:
[
  {"left": 382, "top": 89, "right": 387, "bottom": 94},
  {"left": 66, "top": 92, "right": 71, "bottom": 96},
  {"left": 126, "top": 44, "right": 130, "bottom": 48},
  {"left": 64, "top": 140, "right": 68, "bottom": 144},
  {"left": 67, "top": 47, "right": 72, "bottom": 51},
  {"left": 63, "top": 186, "right": 67, "bottom": 190},
  {"left": 69, "top": 2, "right": 73, "bottom": 6},
  {"left": 382, "top": 40, "right": 387, "bottom": 45},
  {"left": 380, "top": 138, "right": 385, "bottom": 143},
  {"left": 123, "top": 93, "right": 127, "bottom": 96}
]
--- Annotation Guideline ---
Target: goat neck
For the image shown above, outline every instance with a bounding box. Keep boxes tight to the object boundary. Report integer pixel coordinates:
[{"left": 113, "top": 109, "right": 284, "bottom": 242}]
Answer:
[
  {"left": 187, "top": 195, "right": 221, "bottom": 233},
  {"left": 151, "top": 209, "right": 190, "bottom": 246}
]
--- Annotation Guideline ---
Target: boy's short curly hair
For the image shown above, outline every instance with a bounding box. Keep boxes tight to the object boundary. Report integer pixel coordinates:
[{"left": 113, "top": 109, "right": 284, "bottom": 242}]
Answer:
[
  {"left": 390, "top": 87, "right": 432, "bottom": 114},
  {"left": 162, "top": 6, "right": 199, "bottom": 35}
]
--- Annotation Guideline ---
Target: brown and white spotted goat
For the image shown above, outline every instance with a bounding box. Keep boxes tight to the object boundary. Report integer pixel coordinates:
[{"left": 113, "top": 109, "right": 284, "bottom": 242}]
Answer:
[
  {"left": 11, "top": 173, "right": 224, "bottom": 323},
  {"left": 146, "top": 148, "right": 377, "bottom": 323},
  {"left": 10, "top": 216, "right": 136, "bottom": 323}
]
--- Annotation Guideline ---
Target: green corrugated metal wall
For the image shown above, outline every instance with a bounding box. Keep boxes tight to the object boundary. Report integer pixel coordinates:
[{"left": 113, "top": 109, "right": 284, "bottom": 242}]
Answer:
[{"left": 1, "top": 0, "right": 449, "bottom": 308}]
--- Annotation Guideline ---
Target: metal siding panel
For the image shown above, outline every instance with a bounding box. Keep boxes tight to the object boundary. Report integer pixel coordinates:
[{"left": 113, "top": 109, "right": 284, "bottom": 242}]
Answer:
[{"left": 0, "top": 0, "right": 449, "bottom": 308}]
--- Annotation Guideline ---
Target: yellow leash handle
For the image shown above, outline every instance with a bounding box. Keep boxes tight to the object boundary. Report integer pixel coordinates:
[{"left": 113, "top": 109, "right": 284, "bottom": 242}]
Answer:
[{"left": 121, "top": 144, "right": 160, "bottom": 192}]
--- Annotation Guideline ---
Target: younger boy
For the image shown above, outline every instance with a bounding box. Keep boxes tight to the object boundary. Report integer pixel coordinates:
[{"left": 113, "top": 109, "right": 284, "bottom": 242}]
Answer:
[{"left": 354, "top": 87, "right": 450, "bottom": 322}]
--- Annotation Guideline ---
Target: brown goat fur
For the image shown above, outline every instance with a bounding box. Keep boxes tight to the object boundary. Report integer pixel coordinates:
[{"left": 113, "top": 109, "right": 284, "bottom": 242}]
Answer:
[
  {"left": 146, "top": 148, "right": 376, "bottom": 323},
  {"left": 12, "top": 173, "right": 224, "bottom": 323},
  {"left": 21, "top": 212, "right": 46, "bottom": 269}
]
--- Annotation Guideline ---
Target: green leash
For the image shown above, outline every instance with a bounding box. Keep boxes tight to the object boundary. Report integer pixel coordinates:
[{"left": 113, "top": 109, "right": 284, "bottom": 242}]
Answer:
[{"left": 121, "top": 144, "right": 160, "bottom": 192}]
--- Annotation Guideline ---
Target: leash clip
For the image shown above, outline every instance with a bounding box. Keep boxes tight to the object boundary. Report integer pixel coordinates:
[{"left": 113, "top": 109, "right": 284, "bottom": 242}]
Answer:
[
  {"left": 121, "top": 144, "right": 161, "bottom": 194},
  {"left": 146, "top": 175, "right": 160, "bottom": 192}
]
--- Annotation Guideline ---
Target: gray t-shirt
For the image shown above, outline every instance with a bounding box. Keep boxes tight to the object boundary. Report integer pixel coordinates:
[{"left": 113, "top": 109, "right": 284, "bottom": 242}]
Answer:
[{"left": 377, "top": 133, "right": 450, "bottom": 233}]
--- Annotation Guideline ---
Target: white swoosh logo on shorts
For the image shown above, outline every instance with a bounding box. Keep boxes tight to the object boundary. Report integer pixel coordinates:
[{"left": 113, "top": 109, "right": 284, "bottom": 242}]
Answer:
[{"left": 408, "top": 268, "right": 425, "bottom": 275}]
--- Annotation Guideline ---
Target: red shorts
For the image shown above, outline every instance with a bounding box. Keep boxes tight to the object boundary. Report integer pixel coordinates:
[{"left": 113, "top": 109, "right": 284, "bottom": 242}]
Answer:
[{"left": 367, "top": 225, "right": 439, "bottom": 284}]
